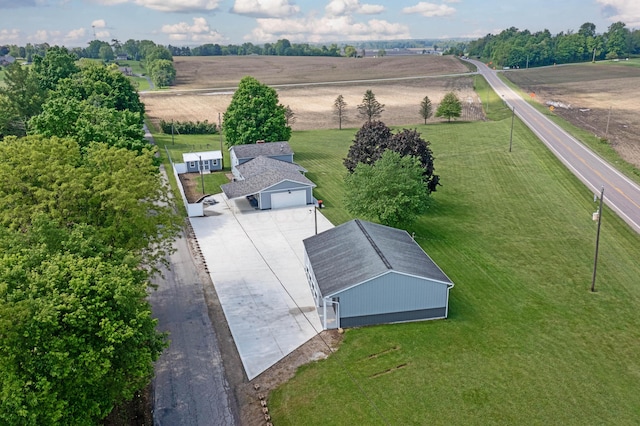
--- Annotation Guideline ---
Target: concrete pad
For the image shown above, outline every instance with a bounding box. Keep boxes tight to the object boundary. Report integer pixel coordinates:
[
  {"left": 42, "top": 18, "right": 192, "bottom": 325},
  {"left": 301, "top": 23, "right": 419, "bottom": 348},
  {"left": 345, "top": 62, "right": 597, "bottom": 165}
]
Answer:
[{"left": 191, "top": 194, "right": 334, "bottom": 379}]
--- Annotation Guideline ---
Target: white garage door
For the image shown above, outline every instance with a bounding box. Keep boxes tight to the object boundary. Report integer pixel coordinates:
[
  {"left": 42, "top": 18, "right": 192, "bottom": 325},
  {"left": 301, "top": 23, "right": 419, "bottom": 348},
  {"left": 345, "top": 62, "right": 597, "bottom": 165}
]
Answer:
[{"left": 270, "top": 190, "right": 307, "bottom": 209}]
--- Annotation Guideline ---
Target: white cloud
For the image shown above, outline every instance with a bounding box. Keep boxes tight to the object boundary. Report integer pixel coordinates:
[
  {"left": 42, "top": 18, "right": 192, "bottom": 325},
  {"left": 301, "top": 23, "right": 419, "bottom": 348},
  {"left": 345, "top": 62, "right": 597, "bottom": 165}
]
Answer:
[
  {"left": 32, "top": 29, "right": 62, "bottom": 42},
  {"left": 402, "top": 2, "right": 456, "bottom": 17},
  {"left": 0, "top": 28, "right": 21, "bottom": 43},
  {"left": 231, "top": 0, "right": 300, "bottom": 18},
  {"left": 596, "top": 0, "right": 640, "bottom": 26},
  {"left": 162, "top": 17, "right": 226, "bottom": 42},
  {"left": 90, "top": 0, "right": 222, "bottom": 13},
  {"left": 246, "top": 14, "right": 410, "bottom": 43},
  {"left": 96, "top": 30, "right": 111, "bottom": 38},
  {"left": 65, "top": 27, "right": 86, "bottom": 40},
  {"left": 91, "top": 19, "right": 107, "bottom": 28},
  {"left": 325, "top": 0, "right": 384, "bottom": 16}
]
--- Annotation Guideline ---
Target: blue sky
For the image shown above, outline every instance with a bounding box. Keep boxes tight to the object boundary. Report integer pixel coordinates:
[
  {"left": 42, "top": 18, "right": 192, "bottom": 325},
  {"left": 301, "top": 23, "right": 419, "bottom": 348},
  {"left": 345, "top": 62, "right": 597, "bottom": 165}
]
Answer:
[{"left": 1, "top": 0, "right": 638, "bottom": 47}]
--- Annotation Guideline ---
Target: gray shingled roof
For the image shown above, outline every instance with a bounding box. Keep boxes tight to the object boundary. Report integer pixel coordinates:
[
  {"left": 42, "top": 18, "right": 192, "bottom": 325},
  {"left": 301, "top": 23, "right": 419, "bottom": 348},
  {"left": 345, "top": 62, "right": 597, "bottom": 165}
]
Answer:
[
  {"left": 221, "top": 156, "right": 314, "bottom": 199},
  {"left": 230, "top": 142, "right": 293, "bottom": 160},
  {"left": 303, "top": 219, "right": 453, "bottom": 296}
]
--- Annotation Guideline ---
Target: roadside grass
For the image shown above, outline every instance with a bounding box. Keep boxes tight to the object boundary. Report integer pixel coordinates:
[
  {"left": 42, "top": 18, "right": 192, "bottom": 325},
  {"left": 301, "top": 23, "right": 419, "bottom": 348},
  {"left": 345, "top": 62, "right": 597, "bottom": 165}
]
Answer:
[
  {"left": 269, "top": 117, "right": 640, "bottom": 424},
  {"left": 498, "top": 72, "right": 640, "bottom": 184}
]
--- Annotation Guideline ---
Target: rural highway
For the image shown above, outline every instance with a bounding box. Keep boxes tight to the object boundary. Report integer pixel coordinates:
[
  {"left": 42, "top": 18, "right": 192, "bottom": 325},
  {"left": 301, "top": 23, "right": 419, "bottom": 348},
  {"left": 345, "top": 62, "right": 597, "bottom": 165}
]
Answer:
[{"left": 466, "top": 59, "right": 640, "bottom": 235}]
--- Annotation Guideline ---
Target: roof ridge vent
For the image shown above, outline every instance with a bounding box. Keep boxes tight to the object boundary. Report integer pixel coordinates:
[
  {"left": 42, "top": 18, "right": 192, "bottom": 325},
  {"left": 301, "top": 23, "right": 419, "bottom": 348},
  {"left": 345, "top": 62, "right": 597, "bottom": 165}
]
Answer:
[{"left": 355, "top": 220, "right": 392, "bottom": 270}]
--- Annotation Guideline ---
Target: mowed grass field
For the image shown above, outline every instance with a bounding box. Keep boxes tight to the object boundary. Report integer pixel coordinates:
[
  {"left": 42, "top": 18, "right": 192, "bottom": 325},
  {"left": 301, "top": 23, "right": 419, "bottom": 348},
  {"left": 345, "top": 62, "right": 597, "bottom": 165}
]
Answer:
[
  {"left": 150, "top": 59, "right": 640, "bottom": 423},
  {"left": 264, "top": 105, "right": 640, "bottom": 423}
]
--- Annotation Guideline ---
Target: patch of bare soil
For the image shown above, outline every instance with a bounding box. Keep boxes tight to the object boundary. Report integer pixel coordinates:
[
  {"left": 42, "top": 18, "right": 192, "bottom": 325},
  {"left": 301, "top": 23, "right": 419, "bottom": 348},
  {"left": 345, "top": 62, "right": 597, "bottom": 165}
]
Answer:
[
  {"left": 504, "top": 64, "right": 640, "bottom": 168},
  {"left": 179, "top": 172, "right": 209, "bottom": 203},
  {"left": 238, "top": 330, "right": 343, "bottom": 426}
]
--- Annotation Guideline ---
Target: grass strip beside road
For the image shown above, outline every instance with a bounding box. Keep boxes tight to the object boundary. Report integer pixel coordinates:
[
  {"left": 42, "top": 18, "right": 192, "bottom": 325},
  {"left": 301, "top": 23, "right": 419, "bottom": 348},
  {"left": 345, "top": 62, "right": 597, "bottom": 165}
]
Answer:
[{"left": 269, "top": 118, "right": 640, "bottom": 424}]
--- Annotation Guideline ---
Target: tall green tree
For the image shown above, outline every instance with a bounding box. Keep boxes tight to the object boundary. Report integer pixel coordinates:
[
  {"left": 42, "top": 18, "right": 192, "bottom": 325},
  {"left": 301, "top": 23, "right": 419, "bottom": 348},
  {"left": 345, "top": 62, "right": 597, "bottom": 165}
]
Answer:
[
  {"left": 0, "top": 236, "right": 165, "bottom": 425},
  {"left": 30, "top": 46, "right": 79, "bottom": 92},
  {"left": 147, "top": 59, "right": 176, "bottom": 87},
  {"left": 0, "top": 135, "right": 180, "bottom": 267},
  {"left": 344, "top": 150, "right": 430, "bottom": 227},
  {"left": 605, "top": 21, "right": 629, "bottom": 58},
  {"left": 435, "top": 92, "right": 462, "bottom": 122},
  {"left": 53, "top": 62, "right": 145, "bottom": 116},
  {"left": 0, "top": 62, "right": 45, "bottom": 137},
  {"left": 357, "top": 89, "right": 384, "bottom": 122},
  {"left": 420, "top": 95, "right": 433, "bottom": 124},
  {"left": 223, "top": 76, "right": 291, "bottom": 146},
  {"left": 29, "top": 97, "right": 148, "bottom": 153},
  {"left": 333, "top": 94, "right": 348, "bottom": 130}
]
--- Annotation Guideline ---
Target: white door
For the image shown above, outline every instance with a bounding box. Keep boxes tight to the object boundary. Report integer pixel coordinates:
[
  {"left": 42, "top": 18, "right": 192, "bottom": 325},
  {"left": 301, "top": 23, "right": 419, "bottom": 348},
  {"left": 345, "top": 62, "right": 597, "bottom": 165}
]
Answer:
[{"left": 270, "top": 190, "right": 306, "bottom": 209}]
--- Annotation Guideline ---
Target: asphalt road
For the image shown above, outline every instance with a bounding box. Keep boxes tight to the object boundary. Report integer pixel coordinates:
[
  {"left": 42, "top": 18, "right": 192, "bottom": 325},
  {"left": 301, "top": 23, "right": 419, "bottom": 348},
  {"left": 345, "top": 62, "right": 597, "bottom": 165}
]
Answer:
[
  {"left": 467, "top": 59, "right": 640, "bottom": 234},
  {"left": 149, "top": 233, "right": 239, "bottom": 426}
]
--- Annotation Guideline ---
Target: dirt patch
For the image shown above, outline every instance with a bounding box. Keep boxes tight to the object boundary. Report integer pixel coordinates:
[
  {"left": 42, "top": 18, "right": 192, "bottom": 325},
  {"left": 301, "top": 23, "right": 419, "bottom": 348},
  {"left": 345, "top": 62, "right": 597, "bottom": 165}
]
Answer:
[
  {"left": 504, "top": 64, "right": 640, "bottom": 168},
  {"left": 142, "top": 56, "right": 484, "bottom": 132},
  {"left": 237, "top": 330, "right": 343, "bottom": 426}
]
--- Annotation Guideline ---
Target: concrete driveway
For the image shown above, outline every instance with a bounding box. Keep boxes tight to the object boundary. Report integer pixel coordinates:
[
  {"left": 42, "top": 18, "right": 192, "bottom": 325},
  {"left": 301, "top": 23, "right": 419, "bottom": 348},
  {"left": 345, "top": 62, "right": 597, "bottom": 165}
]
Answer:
[{"left": 190, "top": 194, "right": 333, "bottom": 380}]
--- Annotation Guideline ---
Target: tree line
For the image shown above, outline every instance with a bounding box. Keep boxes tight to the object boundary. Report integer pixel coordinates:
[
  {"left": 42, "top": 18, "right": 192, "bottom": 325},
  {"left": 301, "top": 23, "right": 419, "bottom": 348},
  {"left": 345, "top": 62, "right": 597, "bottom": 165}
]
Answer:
[
  {"left": 457, "top": 21, "right": 640, "bottom": 68},
  {"left": 0, "top": 45, "right": 181, "bottom": 424}
]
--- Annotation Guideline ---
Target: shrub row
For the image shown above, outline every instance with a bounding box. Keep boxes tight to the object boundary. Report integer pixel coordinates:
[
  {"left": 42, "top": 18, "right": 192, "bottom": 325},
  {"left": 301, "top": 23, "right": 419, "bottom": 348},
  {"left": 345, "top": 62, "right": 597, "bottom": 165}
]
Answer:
[{"left": 160, "top": 119, "right": 217, "bottom": 134}]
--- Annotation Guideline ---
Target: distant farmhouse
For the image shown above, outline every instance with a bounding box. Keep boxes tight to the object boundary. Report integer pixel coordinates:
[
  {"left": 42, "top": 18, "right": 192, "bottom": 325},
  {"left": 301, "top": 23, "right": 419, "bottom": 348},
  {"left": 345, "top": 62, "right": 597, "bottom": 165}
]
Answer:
[{"left": 0, "top": 55, "right": 16, "bottom": 66}]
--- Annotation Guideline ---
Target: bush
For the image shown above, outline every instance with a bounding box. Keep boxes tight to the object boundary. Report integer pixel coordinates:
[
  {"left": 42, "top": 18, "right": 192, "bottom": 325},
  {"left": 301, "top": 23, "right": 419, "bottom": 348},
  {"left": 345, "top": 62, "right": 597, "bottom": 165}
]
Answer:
[{"left": 160, "top": 119, "right": 217, "bottom": 135}]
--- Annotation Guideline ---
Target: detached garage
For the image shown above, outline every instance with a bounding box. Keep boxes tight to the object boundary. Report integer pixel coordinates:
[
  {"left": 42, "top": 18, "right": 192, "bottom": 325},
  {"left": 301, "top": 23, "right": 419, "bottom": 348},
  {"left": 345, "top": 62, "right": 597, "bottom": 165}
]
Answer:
[
  {"left": 303, "top": 219, "right": 454, "bottom": 329},
  {"left": 221, "top": 155, "right": 315, "bottom": 210}
]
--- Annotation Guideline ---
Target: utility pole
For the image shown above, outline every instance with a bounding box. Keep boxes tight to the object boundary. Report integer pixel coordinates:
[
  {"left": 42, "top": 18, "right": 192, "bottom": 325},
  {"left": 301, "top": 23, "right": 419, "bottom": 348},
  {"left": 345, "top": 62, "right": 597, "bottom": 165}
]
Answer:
[
  {"left": 486, "top": 84, "right": 489, "bottom": 113},
  {"left": 198, "top": 155, "right": 205, "bottom": 195},
  {"left": 218, "top": 112, "right": 223, "bottom": 168},
  {"left": 509, "top": 106, "right": 515, "bottom": 152},
  {"left": 591, "top": 186, "right": 604, "bottom": 292},
  {"left": 526, "top": 54, "right": 529, "bottom": 69},
  {"left": 592, "top": 47, "right": 597, "bottom": 63},
  {"left": 604, "top": 106, "right": 612, "bottom": 140}
]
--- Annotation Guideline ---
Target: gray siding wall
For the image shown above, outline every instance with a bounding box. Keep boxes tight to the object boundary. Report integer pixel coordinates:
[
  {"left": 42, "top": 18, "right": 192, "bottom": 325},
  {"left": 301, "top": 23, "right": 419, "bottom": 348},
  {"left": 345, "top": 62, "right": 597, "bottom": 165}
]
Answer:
[
  {"left": 186, "top": 159, "right": 221, "bottom": 172},
  {"left": 341, "top": 307, "right": 447, "bottom": 328},
  {"left": 334, "top": 272, "right": 449, "bottom": 318}
]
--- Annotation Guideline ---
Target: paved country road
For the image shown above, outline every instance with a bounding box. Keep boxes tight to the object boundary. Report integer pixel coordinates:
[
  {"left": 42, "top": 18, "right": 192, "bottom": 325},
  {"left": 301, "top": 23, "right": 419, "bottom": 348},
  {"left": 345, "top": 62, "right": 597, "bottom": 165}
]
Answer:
[
  {"left": 467, "top": 59, "right": 640, "bottom": 234},
  {"left": 149, "top": 233, "right": 239, "bottom": 425}
]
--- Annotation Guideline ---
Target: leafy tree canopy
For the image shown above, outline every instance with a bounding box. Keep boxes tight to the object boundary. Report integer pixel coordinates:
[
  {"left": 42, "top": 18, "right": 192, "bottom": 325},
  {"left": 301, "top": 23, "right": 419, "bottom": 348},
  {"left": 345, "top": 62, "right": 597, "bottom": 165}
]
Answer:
[
  {"left": 223, "top": 76, "right": 291, "bottom": 146},
  {"left": 344, "top": 121, "right": 438, "bottom": 191},
  {"left": 0, "top": 62, "right": 46, "bottom": 138},
  {"left": 0, "top": 135, "right": 180, "bottom": 267},
  {"left": 52, "top": 62, "right": 145, "bottom": 116},
  {"left": 29, "top": 97, "right": 148, "bottom": 153},
  {"left": 0, "top": 240, "right": 165, "bottom": 425},
  {"left": 435, "top": 92, "right": 462, "bottom": 122},
  {"left": 345, "top": 150, "right": 430, "bottom": 227},
  {"left": 30, "top": 46, "right": 79, "bottom": 92}
]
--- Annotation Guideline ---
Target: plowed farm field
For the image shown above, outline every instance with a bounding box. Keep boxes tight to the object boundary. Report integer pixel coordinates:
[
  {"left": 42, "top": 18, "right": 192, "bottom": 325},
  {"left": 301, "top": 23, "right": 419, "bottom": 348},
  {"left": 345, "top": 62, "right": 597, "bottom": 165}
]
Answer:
[
  {"left": 504, "top": 62, "right": 640, "bottom": 168},
  {"left": 141, "top": 55, "right": 484, "bottom": 131}
]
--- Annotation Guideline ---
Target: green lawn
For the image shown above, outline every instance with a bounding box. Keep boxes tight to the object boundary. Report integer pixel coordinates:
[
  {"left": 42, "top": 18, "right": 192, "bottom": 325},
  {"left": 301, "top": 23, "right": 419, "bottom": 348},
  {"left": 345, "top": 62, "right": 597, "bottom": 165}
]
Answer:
[
  {"left": 268, "top": 115, "right": 640, "bottom": 423},
  {"left": 152, "top": 130, "right": 229, "bottom": 198}
]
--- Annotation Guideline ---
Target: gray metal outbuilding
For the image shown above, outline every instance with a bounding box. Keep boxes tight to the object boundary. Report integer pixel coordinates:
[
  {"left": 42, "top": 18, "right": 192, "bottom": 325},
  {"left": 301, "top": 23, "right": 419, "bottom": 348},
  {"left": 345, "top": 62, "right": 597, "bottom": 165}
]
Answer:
[{"left": 303, "top": 219, "right": 454, "bottom": 329}]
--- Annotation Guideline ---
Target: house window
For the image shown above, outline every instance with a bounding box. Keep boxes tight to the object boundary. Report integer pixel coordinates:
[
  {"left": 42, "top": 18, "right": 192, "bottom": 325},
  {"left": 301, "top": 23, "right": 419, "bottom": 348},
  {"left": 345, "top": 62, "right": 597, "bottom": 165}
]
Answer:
[
  {"left": 212, "top": 159, "right": 218, "bottom": 166},
  {"left": 189, "top": 161, "right": 196, "bottom": 169}
]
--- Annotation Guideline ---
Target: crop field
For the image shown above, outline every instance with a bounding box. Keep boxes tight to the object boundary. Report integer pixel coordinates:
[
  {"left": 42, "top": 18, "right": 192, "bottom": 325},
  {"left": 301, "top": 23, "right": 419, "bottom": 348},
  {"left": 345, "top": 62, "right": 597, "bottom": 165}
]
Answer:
[
  {"left": 504, "top": 61, "right": 640, "bottom": 168},
  {"left": 142, "top": 56, "right": 484, "bottom": 131}
]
